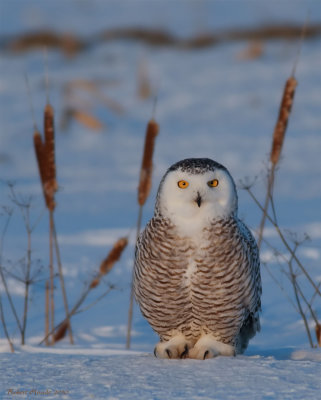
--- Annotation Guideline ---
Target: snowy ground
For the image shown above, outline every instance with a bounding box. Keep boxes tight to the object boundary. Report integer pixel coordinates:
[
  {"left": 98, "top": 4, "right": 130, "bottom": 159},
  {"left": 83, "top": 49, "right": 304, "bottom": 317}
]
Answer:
[
  {"left": 1, "top": 0, "right": 321, "bottom": 399},
  {"left": 1, "top": 349, "right": 321, "bottom": 400}
]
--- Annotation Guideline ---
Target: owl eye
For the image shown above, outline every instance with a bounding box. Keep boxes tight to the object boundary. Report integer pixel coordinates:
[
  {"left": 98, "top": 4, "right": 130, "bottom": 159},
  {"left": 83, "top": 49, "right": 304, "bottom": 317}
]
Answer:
[
  {"left": 177, "top": 180, "right": 189, "bottom": 189},
  {"left": 208, "top": 179, "right": 219, "bottom": 188}
]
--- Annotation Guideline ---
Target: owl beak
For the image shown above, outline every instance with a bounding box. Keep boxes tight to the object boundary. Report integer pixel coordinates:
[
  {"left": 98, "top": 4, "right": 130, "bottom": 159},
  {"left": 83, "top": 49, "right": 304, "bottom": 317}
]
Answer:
[{"left": 195, "top": 192, "right": 202, "bottom": 207}]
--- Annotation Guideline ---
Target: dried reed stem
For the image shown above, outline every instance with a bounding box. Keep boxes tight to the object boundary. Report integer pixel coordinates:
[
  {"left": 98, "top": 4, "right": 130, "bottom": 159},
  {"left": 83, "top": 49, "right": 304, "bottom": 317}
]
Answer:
[
  {"left": 21, "top": 215, "right": 32, "bottom": 345},
  {"left": 49, "top": 210, "right": 55, "bottom": 345},
  {"left": 45, "top": 280, "right": 49, "bottom": 346},
  {"left": 257, "top": 76, "right": 297, "bottom": 248},
  {"left": 52, "top": 219, "right": 74, "bottom": 344}
]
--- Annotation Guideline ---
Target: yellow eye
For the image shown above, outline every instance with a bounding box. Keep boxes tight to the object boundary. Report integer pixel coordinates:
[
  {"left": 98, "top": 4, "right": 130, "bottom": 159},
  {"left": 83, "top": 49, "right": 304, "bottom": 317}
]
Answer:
[
  {"left": 178, "top": 180, "right": 189, "bottom": 189},
  {"left": 208, "top": 179, "right": 219, "bottom": 188}
]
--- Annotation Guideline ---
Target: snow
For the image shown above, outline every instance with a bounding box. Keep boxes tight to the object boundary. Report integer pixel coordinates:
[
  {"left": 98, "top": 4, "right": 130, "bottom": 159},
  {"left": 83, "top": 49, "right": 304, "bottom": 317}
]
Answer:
[
  {"left": 1, "top": 348, "right": 321, "bottom": 400},
  {"left": 1, "top": 0, "right": 321, "bottom": 398}
]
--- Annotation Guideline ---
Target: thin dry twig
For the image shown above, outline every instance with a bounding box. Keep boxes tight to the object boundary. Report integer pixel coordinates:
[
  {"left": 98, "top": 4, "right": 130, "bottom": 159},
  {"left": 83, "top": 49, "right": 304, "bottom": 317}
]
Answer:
[
  {"left": 45, "top": 280, "right": 49, "bottom": 346},
  {"left": 0, "top": 294, "right": 14, "bottom": 352},
  {"left": 0, "top": 208, "right": 23, "bottom": 334},
  {"left": 247, "top": 187, "right": 321, "bottom": 298},
  {"left": 287, "top": 243, "right": 314, "bottom": 347}
]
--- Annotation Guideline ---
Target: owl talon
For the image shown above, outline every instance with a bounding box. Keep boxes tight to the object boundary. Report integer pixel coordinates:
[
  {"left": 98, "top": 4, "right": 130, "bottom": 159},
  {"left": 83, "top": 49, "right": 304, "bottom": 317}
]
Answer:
[
  {"left": 180, "top": 344, "right": 189, "bottom": 359},
  {"left": 189, "top": 334, "right": 235, "bottom": 359},
  {"left": 154, "top": 333, "right": 190, "bottom": 359}
]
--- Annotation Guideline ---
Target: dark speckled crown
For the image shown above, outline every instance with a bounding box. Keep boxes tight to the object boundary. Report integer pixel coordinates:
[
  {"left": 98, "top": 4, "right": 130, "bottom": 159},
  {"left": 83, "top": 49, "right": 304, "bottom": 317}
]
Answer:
[{"left": 167, "top": 158, "right": 228, "bottom": 175}]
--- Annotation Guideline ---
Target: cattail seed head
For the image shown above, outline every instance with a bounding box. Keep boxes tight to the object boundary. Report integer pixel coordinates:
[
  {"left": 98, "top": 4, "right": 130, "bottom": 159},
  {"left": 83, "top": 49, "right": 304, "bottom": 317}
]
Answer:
[
  {"left": 316, "top": 323, "right": 321, "bottom": 347},
  {"left": 138, "top": 119, "right": 159, "bottom": 206},
  {"left": 34, "top": 130, "right": 55, "bottom": 210},
  {"left": 89, "top": 277, "right": 100, "bottom": 289},
  {"left": 53, "top": 320, "right": 68, "bottom": 342},
  {"left": 99, "top": 237, "right": 128, "bottom": 275},
  {"left": 44, "top": 103, "right": 58, "bottom": 207},
  {"left": 270, "top": 77, "right": 297, "bottom": 165}
]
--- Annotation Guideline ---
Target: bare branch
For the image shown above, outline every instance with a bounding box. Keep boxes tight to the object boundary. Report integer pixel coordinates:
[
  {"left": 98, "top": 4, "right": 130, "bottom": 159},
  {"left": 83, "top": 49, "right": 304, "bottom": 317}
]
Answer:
[{"left": 246, "top": 187, "right": 321, "bottom": 298}]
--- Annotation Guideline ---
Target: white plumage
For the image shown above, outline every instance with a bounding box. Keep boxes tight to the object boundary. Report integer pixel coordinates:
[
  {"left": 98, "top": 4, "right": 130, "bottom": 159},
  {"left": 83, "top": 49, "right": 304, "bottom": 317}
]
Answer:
[{"left": 134, "top": 158, "right": 261, "bottom": 359}]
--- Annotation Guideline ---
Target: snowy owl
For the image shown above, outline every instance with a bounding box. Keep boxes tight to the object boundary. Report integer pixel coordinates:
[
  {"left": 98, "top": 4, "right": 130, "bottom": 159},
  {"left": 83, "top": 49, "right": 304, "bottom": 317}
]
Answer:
[{"left": 134, "top": 158, "right": 261, "bottom": 359}]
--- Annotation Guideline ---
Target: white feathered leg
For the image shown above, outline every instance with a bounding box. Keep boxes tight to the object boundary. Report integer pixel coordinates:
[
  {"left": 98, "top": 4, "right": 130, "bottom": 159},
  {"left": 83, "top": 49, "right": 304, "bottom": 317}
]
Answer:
[
  {"left": 189, "top": 334, "right": 235, "bottom": 359},
  {"left": 154, "top": 333, "right": 191, "bottom": 359}
]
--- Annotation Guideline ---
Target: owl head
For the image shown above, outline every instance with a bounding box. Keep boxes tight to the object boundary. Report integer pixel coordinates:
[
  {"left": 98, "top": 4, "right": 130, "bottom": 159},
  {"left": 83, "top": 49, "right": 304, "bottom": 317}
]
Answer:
[{"left": 155, "top": 158, "right": 238, "bottom": 232}]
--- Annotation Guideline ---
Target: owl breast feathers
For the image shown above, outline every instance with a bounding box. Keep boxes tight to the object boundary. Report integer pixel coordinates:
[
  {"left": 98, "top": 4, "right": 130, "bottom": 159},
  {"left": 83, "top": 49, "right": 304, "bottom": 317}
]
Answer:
[{"left": 133, "top": 158, "right": 261, "bottom": 359}]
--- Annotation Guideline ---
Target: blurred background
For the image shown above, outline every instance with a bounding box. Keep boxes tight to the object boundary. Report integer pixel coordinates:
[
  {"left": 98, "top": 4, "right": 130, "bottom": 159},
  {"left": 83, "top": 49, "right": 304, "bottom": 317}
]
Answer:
[{"left": 0, "top": 0, "right": 320, "bottom": 351}]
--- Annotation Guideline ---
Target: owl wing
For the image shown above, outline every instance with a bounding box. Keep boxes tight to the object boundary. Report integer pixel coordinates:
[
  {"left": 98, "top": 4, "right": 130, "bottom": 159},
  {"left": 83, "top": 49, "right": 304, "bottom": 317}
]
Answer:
[{"left": 236, "top": 219, "right": 262, "bottom": 351}]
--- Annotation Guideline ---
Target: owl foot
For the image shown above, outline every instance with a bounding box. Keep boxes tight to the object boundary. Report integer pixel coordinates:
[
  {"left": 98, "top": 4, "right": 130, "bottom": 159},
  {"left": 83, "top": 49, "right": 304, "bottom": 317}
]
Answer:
[
  {"left": 154, "top": 333, "right": 191, "bottom": 359},
  {"left": 189, "top": 334, "right": 235, "bottom": 360}
]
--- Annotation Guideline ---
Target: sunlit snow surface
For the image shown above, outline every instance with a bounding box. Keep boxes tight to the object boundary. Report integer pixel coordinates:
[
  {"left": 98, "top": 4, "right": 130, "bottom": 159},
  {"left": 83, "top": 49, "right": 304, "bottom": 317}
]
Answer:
[{"left": 0, "top": 0, "right": 321, "bottom": 399}]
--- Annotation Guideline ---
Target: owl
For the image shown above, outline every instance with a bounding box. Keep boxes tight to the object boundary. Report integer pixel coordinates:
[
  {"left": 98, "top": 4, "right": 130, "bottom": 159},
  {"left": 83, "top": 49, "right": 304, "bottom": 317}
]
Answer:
[{"left": 134, "top": 158, "right": 261, "bottom": 359}]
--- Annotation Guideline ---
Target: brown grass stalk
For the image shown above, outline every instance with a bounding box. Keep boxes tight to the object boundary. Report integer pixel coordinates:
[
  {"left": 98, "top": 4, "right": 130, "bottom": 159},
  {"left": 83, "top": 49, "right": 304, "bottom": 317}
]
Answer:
[
  {"left": 21, "top": 210, "right": 32, "bottom": 345},
  {"left": 49, "top": 211, "right": 55, "bottom": 345},
  {"left": 45, "top": 280, "right": 49, "bottom": 346}
]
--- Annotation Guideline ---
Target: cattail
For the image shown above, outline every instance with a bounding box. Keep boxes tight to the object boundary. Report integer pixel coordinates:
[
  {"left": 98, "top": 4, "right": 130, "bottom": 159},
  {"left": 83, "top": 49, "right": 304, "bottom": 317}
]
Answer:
[
  {"left": 137, "top": 57, "right": 152, "bottom": 100},
  {"left": 53, "top": 320, "right": 68, "bottom": 342},
  {"left": 88, "top": 237, "right": 128, "bottom": 289},
  {"left": 100, "top": 237, "right": 128, "bottom": 275},
  {"left": 44, "top": 103, "right": 57, "bottom": 208},
  {"left": 34, "top": 130, "right": 52, "bottom": 209},
  {"left": 316, "top": 323, "right": 321, "bottom": 347},
  {"left": 89, "top": 277, "right": 100, "bottom": 289},
  {"left": 138, "top": 119, "right": 159, "bottom": 206},
  {"left": 270, "top": 77, "right": 297, "bottom": 165},
  {"left": 72, "top": 109, "right": 103, "bottom": 131}
]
